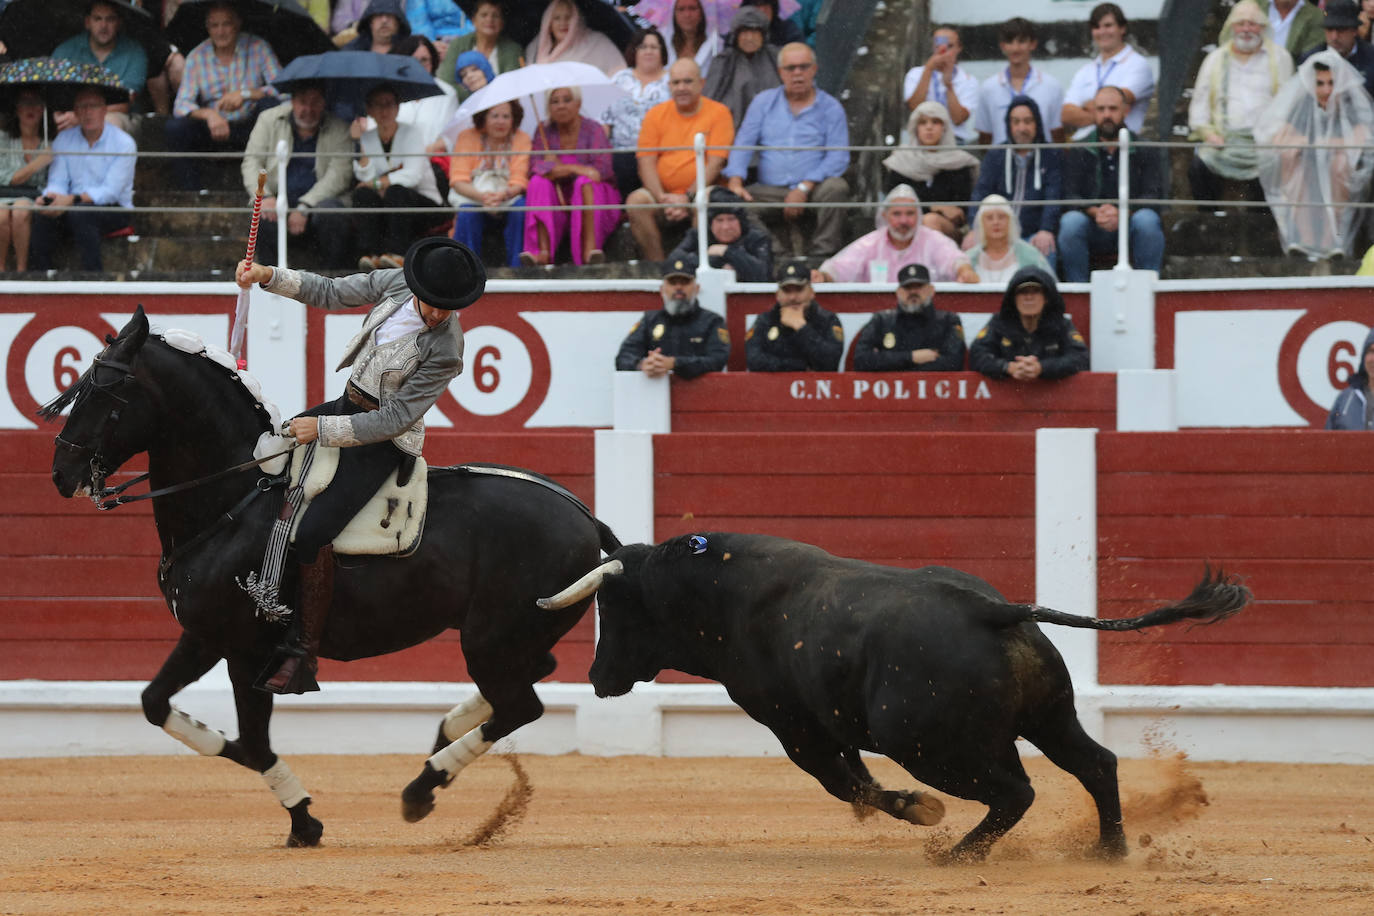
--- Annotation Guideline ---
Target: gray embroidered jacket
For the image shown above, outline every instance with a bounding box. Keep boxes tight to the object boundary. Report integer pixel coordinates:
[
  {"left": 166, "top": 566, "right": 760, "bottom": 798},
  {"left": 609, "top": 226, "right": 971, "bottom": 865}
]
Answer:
[{"left": 264, "top": 267, "right": 464, "bottom": 456}]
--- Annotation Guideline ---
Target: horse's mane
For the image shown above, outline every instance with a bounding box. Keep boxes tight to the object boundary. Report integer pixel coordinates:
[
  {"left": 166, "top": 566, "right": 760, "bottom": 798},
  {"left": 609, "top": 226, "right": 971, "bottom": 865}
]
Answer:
[{"left": 38, "top": 328, "right": 281, "bottom": 437}]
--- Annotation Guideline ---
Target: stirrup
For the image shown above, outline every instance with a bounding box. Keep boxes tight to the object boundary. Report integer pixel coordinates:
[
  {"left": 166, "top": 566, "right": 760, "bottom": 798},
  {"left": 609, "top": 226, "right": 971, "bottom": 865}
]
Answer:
[{"left": 254, "top": 651, "right": 320, "bottom": 695}]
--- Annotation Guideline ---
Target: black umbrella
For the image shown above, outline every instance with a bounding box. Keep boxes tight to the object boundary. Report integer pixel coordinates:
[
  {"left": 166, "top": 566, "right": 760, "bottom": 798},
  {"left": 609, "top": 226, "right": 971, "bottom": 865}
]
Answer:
[
  {"left": 456, "top": 0, "right": 635, "bottom": 50},
  {"left": 0, "top": 0, "right": 172, "bottom": 78},
  {"left": 166, "top": 0, "right": 334, "bottom": 67},
  {"left": 272, "top": 51, "right": 443, "bottom": 120},
  {"left": 0, "top": 57, "right": 130, "bottom": 110}
]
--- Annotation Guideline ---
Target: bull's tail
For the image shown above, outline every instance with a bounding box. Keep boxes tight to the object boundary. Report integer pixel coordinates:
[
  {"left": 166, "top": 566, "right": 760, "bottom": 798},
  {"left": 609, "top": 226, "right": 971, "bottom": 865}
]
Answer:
[
  {"left": 595, "top": 517, "right": 623, "bottom": 556},
  {"left": 1023, "top": 565, "right": 1251, "bottom": 631}
]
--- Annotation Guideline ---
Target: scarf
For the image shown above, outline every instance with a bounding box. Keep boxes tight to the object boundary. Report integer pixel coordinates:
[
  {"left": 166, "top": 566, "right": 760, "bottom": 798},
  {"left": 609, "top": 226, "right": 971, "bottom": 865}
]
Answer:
[{"left": 883, "top": 101, "right": 979, "bottom": 184}]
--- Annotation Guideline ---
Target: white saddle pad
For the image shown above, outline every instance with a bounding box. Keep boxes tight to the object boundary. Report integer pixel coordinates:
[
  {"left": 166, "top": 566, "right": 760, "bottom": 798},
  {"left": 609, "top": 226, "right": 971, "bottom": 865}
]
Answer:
[{"left": 288, "top": 445, "right": 428, "bottom": 556}]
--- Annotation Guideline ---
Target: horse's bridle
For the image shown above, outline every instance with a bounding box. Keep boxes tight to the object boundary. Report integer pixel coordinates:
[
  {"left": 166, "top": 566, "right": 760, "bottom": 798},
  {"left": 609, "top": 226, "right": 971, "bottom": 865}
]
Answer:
[
  {"left": 53, "top": 354, "right": 139, "bottom": 509},
  {"left": 55, "top": 352, "right": 296, "bottom": 511}
]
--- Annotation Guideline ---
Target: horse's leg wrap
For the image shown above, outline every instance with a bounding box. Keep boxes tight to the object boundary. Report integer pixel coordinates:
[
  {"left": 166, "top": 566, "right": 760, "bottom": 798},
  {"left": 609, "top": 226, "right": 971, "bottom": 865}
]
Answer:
[
  {"left": 442, "top": 694, "right": 493, "bottom": 744},
  {"left": 427, "top": 726, "right": 493, "bottom": 782},
  {"left": 262, "top": 758, "right": 310, "bottom": 809},
  {"left": 162, "top": 707, "right": 227, "bottom": 756}
]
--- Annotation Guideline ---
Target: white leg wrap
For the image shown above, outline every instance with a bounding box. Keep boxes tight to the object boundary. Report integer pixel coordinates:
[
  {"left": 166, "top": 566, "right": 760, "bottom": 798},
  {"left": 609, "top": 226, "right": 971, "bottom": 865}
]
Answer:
[
  {"left": 162, "top": 707, "right": 227, "bottom": 757},
  {"left": 427, "top": 725, "right": 493, "bottom": 779},
  {"left": 442, "top": 694, "right": 493, "bottom": 743},
  {"left": 262, "top": 759, "right": 310, "bottom": 809}
]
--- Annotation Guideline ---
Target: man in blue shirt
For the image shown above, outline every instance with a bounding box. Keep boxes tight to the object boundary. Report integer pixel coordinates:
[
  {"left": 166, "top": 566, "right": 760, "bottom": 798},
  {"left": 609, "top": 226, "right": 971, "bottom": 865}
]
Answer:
[
  {"left": 30, "top": 88, "right": 136, "bottom": 272},
  {"left": 724, "top": 42, "right": 851, "bottom": 259},
  {"left": 52, "top": 0, "right": 148, "bottom": 134}
]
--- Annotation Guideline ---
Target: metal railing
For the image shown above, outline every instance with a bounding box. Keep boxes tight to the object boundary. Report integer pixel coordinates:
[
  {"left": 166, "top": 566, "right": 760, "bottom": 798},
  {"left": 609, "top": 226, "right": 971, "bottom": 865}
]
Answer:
[{"left": 29, "top": 132, "right": 1374, "bottom": 271}]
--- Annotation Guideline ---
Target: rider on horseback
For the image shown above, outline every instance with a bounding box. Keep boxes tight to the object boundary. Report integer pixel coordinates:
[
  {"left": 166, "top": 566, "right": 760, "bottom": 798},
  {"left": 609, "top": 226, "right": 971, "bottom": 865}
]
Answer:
[{"left": 235, "top": 236, "right": 486, "bottom": 694}]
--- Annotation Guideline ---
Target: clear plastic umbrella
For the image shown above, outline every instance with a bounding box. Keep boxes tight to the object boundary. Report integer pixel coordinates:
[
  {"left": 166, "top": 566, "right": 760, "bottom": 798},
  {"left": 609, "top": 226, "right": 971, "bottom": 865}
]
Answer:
[{"left": 441, "top": 61, "right": 626, "bottom": 144}]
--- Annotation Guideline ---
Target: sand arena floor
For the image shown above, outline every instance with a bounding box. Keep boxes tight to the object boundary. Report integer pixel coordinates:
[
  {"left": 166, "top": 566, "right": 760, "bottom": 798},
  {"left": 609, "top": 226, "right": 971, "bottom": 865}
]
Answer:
[{"left": 0, "top": 751, "right": 1371, "bottom": 914}]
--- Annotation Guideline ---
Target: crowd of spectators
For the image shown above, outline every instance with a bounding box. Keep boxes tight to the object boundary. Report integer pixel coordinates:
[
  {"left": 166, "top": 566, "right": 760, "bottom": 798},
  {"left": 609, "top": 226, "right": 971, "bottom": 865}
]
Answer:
[{"left": 6, "top": 0, "right": 1374, "bottom": 276}]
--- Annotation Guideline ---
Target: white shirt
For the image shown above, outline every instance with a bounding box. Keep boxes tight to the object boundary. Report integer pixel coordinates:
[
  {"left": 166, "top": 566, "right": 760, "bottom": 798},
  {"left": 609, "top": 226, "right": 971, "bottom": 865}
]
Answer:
[
  {"left": 902, "top": 64, "right": 982, "bottom": 143},
  {"left": 1188, "top": 45, "right": 1293, "bottom": 133},
  {"left": 1268, "top": 0, "right": 1306, "bottom": 50},
  {"left": 973, "top": 66, "right": 1064, "bottom": 143},
  {"left": 375, "top": 297, "right": 426, "bottom": 346},
  {"left": 353, "top": 122, "right": 443, "bottom": 205},
  {"left": 602, "top": 67, "right": 671, "bottom": 147},
  {"left": 1063, "top": 45, "right": 1155, "bottom": 136}
]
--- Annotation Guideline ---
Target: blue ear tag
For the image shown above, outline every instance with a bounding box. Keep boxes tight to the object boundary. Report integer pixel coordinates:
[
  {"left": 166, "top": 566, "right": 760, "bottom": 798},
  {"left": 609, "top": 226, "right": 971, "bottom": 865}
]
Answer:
[{"left": 688, "top": 535, "right": 708, "bottom": 555}]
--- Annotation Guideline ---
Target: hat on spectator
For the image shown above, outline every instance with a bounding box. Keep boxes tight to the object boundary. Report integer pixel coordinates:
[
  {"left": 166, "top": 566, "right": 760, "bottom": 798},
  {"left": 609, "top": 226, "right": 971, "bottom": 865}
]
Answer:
[
  {"left": 662, "top": 257, "right": 697, "bottom": 279},
  {"left": 455, "top": 50, "right": 495, "bottom": 85},
  {"left": 1323, "top": 0, "right": 1361, "bottom": 29},
  {"left": 404, "top": 238, "right": 486, "bottom": 310},
  {"left": 897, "top": 264, "right": 932, "bottom": 287},
  {"left": 777, "top": 259, "right": 810, "bottom": 287},
  {"left": 1013, "top": 275, "right": 1047, "bottom": 294}
]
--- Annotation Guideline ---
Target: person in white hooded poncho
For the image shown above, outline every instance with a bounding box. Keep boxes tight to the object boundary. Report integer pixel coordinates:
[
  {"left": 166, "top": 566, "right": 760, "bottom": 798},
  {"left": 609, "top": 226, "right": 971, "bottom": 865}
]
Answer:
[
  {"left": 1188, "top": 0, "right": 1294, "bottom": 201},
  {"left": 1255, "top": 49, "right": 1374, "bottom": 258},
  {"left": 965, "top": 194, "right": 1052, "bottom": 284},
  {"left": 883, "top": 100, "right": 979, "bottom": 243}
]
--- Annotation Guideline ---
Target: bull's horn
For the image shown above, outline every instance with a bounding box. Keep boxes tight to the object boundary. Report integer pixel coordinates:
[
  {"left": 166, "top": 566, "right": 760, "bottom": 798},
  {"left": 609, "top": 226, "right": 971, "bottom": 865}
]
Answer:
[{"left": 536, "top": 559, "right": 624, "bottom": 610}]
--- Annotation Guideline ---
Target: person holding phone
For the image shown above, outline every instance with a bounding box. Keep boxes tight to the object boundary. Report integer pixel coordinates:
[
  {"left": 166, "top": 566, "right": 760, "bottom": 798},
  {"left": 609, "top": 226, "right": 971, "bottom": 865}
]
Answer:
[{"left": 903, "top": 26, "right": 981, "bottom": 144}]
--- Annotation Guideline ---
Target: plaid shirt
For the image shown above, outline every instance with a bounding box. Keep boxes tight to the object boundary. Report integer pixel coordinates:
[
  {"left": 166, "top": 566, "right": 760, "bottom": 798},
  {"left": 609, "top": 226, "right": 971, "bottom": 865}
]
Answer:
[{"left": 173, "top": 33, "right": 280, "bottom": 120}]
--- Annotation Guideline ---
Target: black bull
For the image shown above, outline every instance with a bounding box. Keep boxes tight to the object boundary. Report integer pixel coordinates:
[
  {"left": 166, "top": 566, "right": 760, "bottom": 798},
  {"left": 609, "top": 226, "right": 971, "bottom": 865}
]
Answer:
[{"left": 540, "top": 532, "right": 1251, "bottom": 862}]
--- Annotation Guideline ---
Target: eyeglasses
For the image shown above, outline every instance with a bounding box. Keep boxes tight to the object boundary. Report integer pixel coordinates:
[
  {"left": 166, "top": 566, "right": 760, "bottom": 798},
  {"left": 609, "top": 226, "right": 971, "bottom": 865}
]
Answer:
[{"left": 780, "top": 63, "right": 814, "bottom": 73}]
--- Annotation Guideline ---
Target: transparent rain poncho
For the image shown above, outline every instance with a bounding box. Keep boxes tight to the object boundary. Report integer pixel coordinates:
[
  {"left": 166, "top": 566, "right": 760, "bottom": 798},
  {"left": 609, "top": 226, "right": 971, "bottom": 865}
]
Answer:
[{"left": 1254, "top": 50, "right": 1374, "bottom": 258}]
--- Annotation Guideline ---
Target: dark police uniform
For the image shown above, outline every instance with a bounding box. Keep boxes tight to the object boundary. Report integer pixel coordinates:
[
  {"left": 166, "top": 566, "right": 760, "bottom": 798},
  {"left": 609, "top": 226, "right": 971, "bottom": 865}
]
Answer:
[
  {"left": 745, "top": 261, "right": 843, "bottom": 371},
  {"left": 614, "top": 259, "right": 730, "bottom": 379},
  {"left": 852, "top": 307, "right": 967, "bottom": 371},
  {"left": 968, "top": 265, "right": 1089, "bottom": 379}
]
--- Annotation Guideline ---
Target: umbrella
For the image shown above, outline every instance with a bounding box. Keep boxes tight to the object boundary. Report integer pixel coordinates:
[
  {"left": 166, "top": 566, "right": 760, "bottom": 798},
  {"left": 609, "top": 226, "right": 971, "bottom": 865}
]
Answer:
[
  {"left": 441, "top": 60, "right": 626, "bottom": 143},
  {"left": 0, "top": 0, "right": 172, "bottom": 77},
  {"left": 166, "top": 0, "right": 334, "bottom": 67},
  {"left": 629, "top": 0, "right": 799, "bottom": 33},
  {"left": 271, "top": 51, "right": 443, "bottom": 120},
  {"left": 0, "top": 57, "right": 129, "bottom": 110},
  {"left": 455, "top": 0, "right": 636, "bottom": 50}
]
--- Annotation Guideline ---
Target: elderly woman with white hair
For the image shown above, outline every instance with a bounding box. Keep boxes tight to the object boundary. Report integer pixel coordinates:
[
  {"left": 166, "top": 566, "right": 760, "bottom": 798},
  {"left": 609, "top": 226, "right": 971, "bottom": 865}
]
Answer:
[
  {"left": 812, "top": 184, "right": 978, "bottom": 284},
  {"left": 965, "top": 194, "right": 1052, "bottom": 283},
  {"left": 522, "top": 85, "right": 622, "bottom": 266},
  {"left": 883, "top": 100, "right": 979, "bottom": 243}
]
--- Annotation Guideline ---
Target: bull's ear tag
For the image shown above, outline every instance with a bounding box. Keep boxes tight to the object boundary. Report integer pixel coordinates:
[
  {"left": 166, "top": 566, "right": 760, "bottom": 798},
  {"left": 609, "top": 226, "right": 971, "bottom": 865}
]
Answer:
[{"left": 689, "top": 535, "right": 708, "bottom": 555}]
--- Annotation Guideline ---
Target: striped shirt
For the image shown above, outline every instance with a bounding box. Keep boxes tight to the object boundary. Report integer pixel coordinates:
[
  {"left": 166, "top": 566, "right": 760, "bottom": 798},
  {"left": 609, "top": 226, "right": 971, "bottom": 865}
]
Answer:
[{"left": 173, "top": 33, "right": 280, "bottom": 121}]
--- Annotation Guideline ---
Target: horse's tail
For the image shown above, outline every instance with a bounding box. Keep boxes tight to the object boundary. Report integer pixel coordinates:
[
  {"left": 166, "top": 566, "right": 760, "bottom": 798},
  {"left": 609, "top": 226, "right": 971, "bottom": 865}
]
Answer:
[
  {"left": 594, "top": 517, "right": 623, "bottom": 556},
  {"left": 1023, "top": 565, "right": 1251, "bottom": 631}
]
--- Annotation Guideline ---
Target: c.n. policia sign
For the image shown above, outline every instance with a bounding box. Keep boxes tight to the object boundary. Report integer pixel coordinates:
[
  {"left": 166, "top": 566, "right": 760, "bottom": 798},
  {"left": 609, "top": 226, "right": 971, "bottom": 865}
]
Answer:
[{"left": 789, "top": 377, "right": 994, "bottom": 401}]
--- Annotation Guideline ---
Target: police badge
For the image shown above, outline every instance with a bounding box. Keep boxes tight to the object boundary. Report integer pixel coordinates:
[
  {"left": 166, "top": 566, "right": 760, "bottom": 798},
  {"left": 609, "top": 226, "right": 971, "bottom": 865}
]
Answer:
[
  {"left": 768, "top": 325, "right": 780, "bottom": 341},
  {"left": 652, "top": 323, "right": 665, "bottom": 340},
  {"left": 883, "top": 331, "right": 896, "bottom": 349}
]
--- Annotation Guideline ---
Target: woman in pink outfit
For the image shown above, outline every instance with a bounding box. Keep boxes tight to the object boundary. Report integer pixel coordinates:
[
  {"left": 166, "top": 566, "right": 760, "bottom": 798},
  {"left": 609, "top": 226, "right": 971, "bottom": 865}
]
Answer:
[{"left": 522, "top": 86, "right": 622, "bottom": 265}]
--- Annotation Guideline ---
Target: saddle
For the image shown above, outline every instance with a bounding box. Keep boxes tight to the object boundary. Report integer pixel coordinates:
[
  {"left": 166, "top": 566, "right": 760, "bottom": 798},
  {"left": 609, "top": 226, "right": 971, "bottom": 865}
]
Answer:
[{"left": 288, "top": 444, "right": 428, "bottom": 557}]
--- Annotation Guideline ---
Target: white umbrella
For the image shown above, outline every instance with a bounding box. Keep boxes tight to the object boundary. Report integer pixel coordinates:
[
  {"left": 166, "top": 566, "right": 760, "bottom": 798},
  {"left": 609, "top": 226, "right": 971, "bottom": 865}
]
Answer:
[{"left": 441, "top": 61, "right": 627, "bottom": 145}]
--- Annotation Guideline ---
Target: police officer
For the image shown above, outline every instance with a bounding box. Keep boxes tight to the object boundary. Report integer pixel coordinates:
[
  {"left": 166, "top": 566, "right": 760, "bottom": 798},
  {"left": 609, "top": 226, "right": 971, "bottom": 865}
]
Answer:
[
  {"left": 969, "top": 266, "right": 1088, "bottom": 380},
  {"left": 615, "top": 257, "right": 730, "bottom": 378},
  {"left": 852, "top": 263, "right": 967, "bottom": 371},
  {"left": 746, "top": 258, "right": 843, "bottom": 371}
]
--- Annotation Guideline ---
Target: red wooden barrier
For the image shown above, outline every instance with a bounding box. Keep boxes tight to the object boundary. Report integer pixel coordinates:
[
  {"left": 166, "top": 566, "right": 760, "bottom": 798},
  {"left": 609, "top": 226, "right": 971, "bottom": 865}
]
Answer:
[
  {"left": 670, "top": 372, "right": 1116, "bottom": 432},
  {"left": 0, "top": 432, "right": 597, "bottom": 683},
  {"left": 1097, "top": 430, "right": 1374, "bottom": 688}
]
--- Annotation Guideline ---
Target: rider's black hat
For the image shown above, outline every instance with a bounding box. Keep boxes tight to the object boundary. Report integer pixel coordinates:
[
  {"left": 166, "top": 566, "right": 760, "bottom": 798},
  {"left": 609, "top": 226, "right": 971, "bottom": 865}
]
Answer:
[{"left": 404, "top": 237, "right": 486, "bottom": 310}]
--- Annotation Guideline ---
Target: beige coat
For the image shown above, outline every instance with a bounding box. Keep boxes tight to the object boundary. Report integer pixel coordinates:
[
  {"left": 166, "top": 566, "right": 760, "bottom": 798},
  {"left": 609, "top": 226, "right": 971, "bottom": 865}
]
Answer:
[{"left": 241, "top": 105, "right": 354, "bottom": 208}]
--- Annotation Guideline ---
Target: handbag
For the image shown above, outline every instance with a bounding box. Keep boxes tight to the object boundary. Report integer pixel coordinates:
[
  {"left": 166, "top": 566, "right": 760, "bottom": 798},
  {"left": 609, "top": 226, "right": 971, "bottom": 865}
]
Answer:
[{"left": 448, "top": 165, "right": 511, "bottom": 211}]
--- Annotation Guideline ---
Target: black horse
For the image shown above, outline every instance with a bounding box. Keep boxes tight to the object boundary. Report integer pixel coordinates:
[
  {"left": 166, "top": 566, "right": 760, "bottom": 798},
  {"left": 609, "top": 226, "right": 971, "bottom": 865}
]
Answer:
[{"left": 43, "top": 307, "right": 620, "bottom": 847}]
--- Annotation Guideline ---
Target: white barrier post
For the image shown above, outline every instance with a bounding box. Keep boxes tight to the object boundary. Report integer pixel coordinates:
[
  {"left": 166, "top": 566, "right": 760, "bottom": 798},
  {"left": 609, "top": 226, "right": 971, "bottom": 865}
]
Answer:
[
  {"left": 1115, "top": 369, "right": 1177, "bottom": 431},
  {"left": 275, "top": 138, "right": 289, "bottom": 270},
  {"left": 1035, "top": 428, "right": 1099, "bottom": 735}
]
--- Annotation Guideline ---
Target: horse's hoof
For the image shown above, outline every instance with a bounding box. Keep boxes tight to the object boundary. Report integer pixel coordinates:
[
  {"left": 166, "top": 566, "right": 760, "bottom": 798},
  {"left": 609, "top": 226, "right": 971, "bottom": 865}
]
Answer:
[
  {"left": 896, "top": 791, "right": 945, "bottom": 826},
  {"left": 401, "top": 763, "right": 447, "bottom": 823},
  {"left": 285, "top": 801, "right": 323, "bottom": 847}
]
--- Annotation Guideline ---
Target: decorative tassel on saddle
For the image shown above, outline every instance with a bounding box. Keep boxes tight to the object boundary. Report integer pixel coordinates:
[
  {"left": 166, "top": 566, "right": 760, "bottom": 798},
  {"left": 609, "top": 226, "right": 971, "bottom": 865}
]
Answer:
[{"left": 239, "top": 440, "right": 318, "bottom": 621}]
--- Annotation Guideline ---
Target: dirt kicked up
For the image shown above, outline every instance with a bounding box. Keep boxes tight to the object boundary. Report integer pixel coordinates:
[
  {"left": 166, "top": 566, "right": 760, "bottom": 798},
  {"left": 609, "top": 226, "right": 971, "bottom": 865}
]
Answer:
[{"left": 0, "top": 751, "right": 1370, "bottom": 915}]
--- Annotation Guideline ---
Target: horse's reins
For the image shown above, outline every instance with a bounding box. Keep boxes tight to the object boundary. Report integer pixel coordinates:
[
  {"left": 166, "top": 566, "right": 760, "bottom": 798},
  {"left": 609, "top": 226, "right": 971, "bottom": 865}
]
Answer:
[{"left": 90, "top": 440, "right": 299, "bottom": 511}]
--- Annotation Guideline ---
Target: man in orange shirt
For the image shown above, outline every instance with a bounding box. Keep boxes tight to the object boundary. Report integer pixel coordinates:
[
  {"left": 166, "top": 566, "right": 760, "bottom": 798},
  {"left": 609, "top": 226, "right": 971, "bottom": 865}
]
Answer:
[{"left": 627, "top": 57, "right": 735, "bottom": 261}]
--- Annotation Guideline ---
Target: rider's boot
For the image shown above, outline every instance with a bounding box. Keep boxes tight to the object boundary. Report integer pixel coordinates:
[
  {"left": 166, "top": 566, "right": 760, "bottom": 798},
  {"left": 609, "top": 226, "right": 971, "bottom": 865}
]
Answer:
[{"left": 256, "top": 546, "right": 334, "bottom": 695}]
